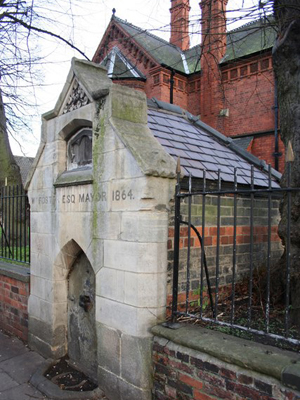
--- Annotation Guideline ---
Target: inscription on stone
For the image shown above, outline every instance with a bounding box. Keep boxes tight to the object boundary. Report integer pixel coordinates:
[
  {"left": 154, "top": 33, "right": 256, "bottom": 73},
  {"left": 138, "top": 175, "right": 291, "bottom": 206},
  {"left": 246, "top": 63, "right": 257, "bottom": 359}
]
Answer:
[
  {"left": 62, "top": 192, "right": 107, "bottom": 204},
  {"left": 32, "top": 189, "right": 135, "bottom": 207},
  {"left": 31, "top": 196, "right": 53, "bottom": 205},
  {"left": 112, "top": 190, "right": 134, "bottom": 201}
]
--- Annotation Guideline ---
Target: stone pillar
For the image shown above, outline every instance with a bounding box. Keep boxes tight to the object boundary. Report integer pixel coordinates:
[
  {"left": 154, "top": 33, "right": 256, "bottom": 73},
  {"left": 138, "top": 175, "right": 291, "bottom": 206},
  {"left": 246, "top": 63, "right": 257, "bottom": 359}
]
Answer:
[
  {"left": 27, "top": 60, "right": 176, "bottom": 400},
  {"left": 93, "top": 84, "right": 175, "bottom": 400}
]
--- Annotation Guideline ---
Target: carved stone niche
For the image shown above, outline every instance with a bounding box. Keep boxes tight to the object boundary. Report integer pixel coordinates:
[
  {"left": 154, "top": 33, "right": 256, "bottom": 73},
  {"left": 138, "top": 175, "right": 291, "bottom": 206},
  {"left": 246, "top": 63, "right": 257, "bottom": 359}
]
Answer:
[{"left": 67, "top": 127, "right": 92, "bottom": 170}]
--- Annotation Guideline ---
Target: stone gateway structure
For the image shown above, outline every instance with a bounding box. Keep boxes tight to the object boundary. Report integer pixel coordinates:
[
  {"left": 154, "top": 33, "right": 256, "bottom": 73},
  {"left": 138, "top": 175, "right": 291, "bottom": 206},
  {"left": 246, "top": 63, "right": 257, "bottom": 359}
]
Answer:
[{"left": 26, "top": 58, "right": 176, "bottom": 400}]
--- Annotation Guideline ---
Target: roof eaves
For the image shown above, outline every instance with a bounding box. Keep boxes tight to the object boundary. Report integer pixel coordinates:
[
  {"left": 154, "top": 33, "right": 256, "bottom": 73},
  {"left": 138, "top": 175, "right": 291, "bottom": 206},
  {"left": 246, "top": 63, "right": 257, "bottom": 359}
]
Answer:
[{"left": 191, "top": 117, "right": 281, "bottom": 181}]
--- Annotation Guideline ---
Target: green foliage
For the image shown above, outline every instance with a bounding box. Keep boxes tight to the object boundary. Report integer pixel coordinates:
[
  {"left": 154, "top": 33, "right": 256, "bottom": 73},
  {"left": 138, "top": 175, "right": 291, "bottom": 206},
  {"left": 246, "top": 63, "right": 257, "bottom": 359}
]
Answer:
[{"left": 190, "top": 287, "right": 209, "bottom": 311}]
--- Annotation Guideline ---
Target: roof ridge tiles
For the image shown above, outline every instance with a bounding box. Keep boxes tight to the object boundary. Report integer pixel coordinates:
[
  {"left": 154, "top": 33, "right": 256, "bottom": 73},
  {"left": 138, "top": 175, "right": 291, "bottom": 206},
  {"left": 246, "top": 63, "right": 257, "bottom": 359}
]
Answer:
[
  {"left": 112, "top": 15, "right": 179, "bottom": 49},
  {"left": 226, "top": 14, "right": 275, "bottom": 34}
]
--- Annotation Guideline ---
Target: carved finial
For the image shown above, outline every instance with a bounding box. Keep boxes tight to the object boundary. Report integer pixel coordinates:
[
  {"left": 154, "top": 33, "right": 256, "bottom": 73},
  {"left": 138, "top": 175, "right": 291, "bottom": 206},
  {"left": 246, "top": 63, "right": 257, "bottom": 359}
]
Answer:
[
  {"left": 286, "top": 140, "right": 295, "bottom": 162},
  {"left": 112, "top": 8, "right": 116, "bottom": 16}
]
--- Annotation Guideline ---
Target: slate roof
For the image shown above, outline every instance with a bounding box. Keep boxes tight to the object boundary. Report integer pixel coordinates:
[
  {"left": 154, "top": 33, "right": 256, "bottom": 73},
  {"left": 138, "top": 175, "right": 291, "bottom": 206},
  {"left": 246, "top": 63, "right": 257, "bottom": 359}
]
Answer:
[
  {"left": 147, "top": 99, "right": 280, "bottom": 188},
  {"left": 222, "top": 17, "right": 277, "bottom": 63},
  {"left": 110, "top": 15, "right": 276, "bottom": 74},
  {"left": 112, "top": 16, "right": 190, "bottom": 74},
  {"left": 14, "top": 156, "right": 34, "bottom": 186},
  {"left": 232, "top": 136, "right": 253, "bottom": 151}
]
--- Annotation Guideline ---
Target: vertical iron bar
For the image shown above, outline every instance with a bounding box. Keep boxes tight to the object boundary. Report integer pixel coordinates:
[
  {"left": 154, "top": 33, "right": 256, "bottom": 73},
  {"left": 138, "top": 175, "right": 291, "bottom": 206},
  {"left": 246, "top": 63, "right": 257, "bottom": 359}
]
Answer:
[
  {"left": 200, "top": 170, "right": 206, "bottom": 319},
  {"left": 7, "top": 186, "right": 11, "bottom": 259},
  {"left": 231, "top": 168, "right": 238, "bottom": 324},
  {"left": 3, "top": 186, "right": 6, "bottom": 258},
  {"left": 28, "top": 197, "right": 31, "bottom": 264},
  {"left": 1, "top": 187, "right": 3, "bottom": 255},
  {"left": 248, "top": 165, "right": 254, "bottom": 328},
  {"left": 285, "top": 162, "right": 292, "bottom": 337},
  {"left": 22, "top": 189, "right": 28, "bottom": 262},
  {"left": 172, "top": 160, "right": 181, "bottom": 322},
  {"left": 12, "top": 185, "right": 15, "bottom": 260},
  {"left": 16, "top": 185, "right": 19, "bottom": 261},
  {"left": 2, "top": 186, "right": 9, "bottom": 257},
  {"left": 215, "top": 170, "right": 221, "bottom": 321},
  {"left": 266, "top": 165, "right": 272, "bottom": 333},
  {"left": 185, "top": 174, "right": 192, "bottom": 313}
]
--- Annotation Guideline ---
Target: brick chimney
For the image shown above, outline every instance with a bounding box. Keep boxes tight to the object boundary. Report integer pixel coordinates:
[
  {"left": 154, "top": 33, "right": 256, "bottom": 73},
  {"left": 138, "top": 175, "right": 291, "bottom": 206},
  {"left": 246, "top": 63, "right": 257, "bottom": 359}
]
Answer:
[
  {"left": 200, "top": 0, "right": 228, "bottom": 61},
  {"left": 170, "top": 0, "right": 190, "bottom": 50},
  {"left": 200, "top": 0, "right": 228, "bottom": 133}
]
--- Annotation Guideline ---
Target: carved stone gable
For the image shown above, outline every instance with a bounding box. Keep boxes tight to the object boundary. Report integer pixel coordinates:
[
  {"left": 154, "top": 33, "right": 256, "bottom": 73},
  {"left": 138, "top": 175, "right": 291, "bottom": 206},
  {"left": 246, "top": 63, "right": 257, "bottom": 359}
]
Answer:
[{"left": 63, "top": 80, "right": 90, "bottom": 114}]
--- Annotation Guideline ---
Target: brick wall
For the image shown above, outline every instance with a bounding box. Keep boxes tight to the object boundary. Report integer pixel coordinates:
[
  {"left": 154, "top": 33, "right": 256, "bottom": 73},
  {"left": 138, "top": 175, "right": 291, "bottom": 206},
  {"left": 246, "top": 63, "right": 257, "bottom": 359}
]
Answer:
[
  {"left": 152, "top": 334, "right": 300, "bottom": 400},
  {"left": 0, "top": 264, "right": 30, "bottom": 341},
  {"left": 251, "top": 135, "right": 285, "bottom": 172},
  {"left": 220, "top": 55, "right": 275, "bottom": 138},
  {"left": 167, "top": 194, "right": 283, "bottom": 307}
]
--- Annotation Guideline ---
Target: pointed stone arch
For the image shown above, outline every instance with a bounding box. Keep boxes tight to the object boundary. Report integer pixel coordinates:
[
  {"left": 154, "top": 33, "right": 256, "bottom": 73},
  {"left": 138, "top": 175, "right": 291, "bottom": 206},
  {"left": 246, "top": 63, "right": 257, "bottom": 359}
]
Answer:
[{"left": 52, "top": 239, "right": 97, "bottom": 365}]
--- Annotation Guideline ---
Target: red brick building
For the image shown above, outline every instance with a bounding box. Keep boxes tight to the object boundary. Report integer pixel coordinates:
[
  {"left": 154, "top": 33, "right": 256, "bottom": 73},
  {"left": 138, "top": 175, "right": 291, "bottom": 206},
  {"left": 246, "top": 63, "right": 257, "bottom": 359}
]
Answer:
[{"left": 92, "top": 0, "right": 284, "bottom": 172}]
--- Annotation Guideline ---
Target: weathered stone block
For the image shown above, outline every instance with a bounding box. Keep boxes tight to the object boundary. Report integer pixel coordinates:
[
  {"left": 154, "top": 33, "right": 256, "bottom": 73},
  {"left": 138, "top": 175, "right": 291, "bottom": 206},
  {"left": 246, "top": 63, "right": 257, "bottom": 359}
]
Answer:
[
  {"left": 103, "top": 241, "right": 167, "bottom": 273},
  {"left": 120, "top": 212, "right": 168, "bottom": 243},
  {"left": 120, "top": 334, "right": 152, "bottom": 389},
  {"left": 110, "top": 84, "right": 147, "bottom": 124},
  {"left": 28, "top": 316, "right": 66, "bottom": 358},
  {"left": 98, "top": 366, "right": 152, "bottom": 400},
  {"left": 96, "top": 322, "right": 121, "bottom": 376}
]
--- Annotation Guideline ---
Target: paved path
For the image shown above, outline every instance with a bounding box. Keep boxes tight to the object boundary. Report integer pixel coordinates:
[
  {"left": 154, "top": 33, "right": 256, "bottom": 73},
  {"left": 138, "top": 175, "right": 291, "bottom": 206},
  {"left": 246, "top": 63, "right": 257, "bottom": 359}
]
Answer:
[
  {"left": 0, "top": 329, "right": 51, "bottom": 399},
  {"left": 0, "top": 330, "right": 107, "bottom": 400}
]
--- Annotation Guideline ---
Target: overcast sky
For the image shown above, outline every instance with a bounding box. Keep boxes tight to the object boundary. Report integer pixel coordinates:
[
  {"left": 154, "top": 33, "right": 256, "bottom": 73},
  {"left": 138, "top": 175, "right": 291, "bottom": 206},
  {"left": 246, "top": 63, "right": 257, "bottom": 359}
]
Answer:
[{"left": 11, "top": 0, "right": 262, "bottom": 157}]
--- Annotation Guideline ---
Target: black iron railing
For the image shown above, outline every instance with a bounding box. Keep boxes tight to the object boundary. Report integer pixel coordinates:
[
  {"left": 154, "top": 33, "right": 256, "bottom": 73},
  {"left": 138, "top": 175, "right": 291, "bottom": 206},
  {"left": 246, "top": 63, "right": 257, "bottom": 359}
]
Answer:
[
  {"left": 0, "top": 185, "right": 30, "bottom": 264},
  {"left": 170, "top": 163, "right": 300, "bottom": 350}
]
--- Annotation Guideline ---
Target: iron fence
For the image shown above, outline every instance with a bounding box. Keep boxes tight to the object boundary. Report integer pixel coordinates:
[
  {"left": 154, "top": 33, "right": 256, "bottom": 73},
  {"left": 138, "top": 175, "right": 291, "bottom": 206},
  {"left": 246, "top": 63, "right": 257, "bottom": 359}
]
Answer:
[
  {"left": 0, "top": 185, "right": 30, "bottom": 264},
  {"left": 170, "top": 163, "right": 300, "bottom": 350}
]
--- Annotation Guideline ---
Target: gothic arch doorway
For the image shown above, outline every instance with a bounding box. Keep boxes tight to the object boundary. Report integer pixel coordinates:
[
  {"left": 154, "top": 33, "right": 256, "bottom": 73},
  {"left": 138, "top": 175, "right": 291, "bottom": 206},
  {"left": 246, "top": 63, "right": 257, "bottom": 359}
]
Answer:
[{"left": 68, "top": 252, "right": 97, "bottom": 381}]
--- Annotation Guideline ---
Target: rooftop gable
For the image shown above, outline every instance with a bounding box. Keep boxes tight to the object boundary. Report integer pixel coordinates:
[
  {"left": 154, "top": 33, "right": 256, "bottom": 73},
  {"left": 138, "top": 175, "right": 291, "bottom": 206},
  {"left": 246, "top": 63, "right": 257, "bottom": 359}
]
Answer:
[
  {"left": 100, "top": 46, "right": 146, "bottom": 79},
  {"left": 93, "top": 15, "right": 276, "bottom": 75}
]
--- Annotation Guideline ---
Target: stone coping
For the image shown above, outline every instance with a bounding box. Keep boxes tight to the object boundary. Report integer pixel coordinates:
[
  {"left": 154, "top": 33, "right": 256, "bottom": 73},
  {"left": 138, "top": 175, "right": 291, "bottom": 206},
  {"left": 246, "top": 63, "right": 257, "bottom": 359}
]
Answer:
[
  {"left": 151, "top": 324, "right": 300, "bottom": 392},
  {"left": 0, "top": 261, "right": 30, "bottom": 283},
  {"left": 54, "top": 167, "right": 93, "bottom": 187}
]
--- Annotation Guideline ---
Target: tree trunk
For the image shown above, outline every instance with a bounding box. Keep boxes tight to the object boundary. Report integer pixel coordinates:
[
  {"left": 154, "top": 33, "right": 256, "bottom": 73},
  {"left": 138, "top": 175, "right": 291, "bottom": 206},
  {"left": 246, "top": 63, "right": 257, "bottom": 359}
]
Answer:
[
  {"left": 272, "top": 0, "right": 300, "bottom": 328},
  {"left": 0, "top": 90, "right": 22, "bottom": 188}
]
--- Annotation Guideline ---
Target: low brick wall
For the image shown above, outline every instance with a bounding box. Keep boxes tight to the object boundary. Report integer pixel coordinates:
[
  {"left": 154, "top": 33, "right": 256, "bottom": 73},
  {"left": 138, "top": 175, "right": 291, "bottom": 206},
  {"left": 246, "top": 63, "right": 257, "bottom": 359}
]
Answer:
[
  {"left": 152, "top": 325, "right": 300, "bottom": 400},
  {"left": 0, "top": 262, "right": 30, "bottom": 341}
]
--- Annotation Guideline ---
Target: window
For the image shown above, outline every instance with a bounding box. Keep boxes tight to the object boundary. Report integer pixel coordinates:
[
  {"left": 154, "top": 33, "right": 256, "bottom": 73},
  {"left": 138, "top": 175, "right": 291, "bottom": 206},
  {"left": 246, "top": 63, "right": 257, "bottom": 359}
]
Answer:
[
  {"left": 153, "top": 74, "right": 160, "bottom": 85},
  {"left": 250, "top": 62, "right": 258, "bottom": 73},
  {"left": 163, "top": 74, "right": 169, "bottom": 84},
  {"left": 230, "top": 69, "right": 238, "bottom": 79},
  {"left": 261, "top": 59, "right": 269, "bottom": 70},
  {"left": 240, "top": 66, "right": 248, "bottom": 77},
  {"left": 222, "top": 71, "right": 228, "bottom": 81},
  {"left": 67, "top": 128, "right": 92, "bottom": 170}
]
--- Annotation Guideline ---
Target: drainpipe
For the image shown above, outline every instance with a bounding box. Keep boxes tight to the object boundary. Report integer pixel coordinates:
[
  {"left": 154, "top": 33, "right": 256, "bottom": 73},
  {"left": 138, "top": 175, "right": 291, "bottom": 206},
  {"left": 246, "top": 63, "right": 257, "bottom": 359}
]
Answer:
[
  {"left": 170, "top": 69, "right": 175, "bottom": 104},
  {"left": 273, "top": 77, "right": 281, "bottom": 171}
]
